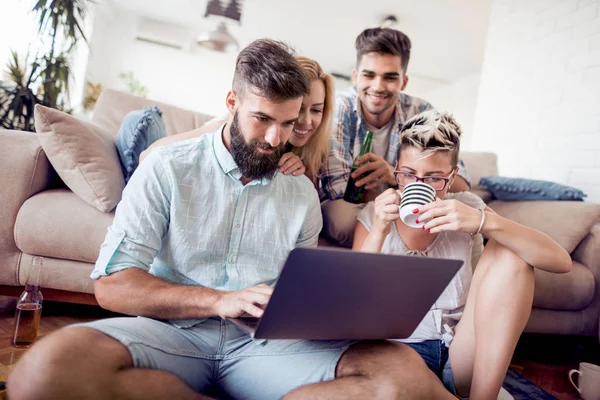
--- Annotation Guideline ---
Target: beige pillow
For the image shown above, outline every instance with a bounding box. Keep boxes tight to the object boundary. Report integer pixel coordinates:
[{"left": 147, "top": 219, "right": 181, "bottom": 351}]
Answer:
[
  {"left": 488, "top": 200, "right": 600, "bottom": 253},
  {"left": 35, "top": 105, "right": 125, "bottom": 212}
]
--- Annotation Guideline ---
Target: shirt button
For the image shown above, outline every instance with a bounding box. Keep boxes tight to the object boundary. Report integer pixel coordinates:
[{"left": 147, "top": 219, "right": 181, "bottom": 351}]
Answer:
[
  {"left": 235, "top": 224, "right": 241, "bottom": 228},
  {"left": 229, "top": 258, "right": 234, "bottom": 263},
  {"left": 117, "top": 232, "right": 124, "bottom": 238}
]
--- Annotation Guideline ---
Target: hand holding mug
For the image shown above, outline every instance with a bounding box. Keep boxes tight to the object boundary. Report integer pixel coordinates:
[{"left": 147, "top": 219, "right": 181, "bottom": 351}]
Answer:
[{"left": 372, "top": 189, "right": 401, "bottom": 236}]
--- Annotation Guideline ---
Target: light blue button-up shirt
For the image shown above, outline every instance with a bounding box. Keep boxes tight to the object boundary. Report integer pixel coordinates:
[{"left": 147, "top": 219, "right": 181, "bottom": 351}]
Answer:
[{"left": 92, "top": 126, "right": 322, "bottom": 326}]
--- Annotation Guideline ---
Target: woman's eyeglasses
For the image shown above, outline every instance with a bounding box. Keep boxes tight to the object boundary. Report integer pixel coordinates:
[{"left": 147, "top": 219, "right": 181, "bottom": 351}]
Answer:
[{"left": 393, "top": 170, "right": 455, "bottom": 191}]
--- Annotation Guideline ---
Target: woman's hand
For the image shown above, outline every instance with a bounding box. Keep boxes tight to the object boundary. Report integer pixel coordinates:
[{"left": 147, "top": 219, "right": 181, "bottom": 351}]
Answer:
[
  {"left": 372, "top": 189, "right": 401, "bottom": 236},
  {"left": 417, "top": 198, "right": 483, "bottom": 234},
  {"left": 279, "top": 152, "right": 306, "bottom": 176}
]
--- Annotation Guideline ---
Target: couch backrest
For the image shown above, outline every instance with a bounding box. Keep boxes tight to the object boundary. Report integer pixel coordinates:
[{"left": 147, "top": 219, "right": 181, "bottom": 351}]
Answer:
[
  {"left": 90, "top": 91, "right": 499, "bottom": 190},
  {"left": 92, "top": 89, "right": 214, "bottom": 137},
  {"left": 459, "top": 151, "right": 498, "bottom": 201},
  {"left": 460, "top": 151, "right": 498, "bottom": 185}
]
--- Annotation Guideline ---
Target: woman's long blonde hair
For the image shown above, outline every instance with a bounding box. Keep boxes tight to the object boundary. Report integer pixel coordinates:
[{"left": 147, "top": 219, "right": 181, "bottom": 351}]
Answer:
[{"left": 294, "top": 56, "right": 334, "bottom": 181}]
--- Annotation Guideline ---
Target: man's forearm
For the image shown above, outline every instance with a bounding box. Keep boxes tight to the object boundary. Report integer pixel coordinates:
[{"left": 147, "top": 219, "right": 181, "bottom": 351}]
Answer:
[{"left": 94, "top": 268, "right": 223, "bottom": 319}]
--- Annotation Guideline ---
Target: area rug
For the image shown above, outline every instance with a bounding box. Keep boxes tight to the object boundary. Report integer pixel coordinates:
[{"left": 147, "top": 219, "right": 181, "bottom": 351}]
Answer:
[{"left": 502, "top": 368, "right": 557, "bottom": 400}]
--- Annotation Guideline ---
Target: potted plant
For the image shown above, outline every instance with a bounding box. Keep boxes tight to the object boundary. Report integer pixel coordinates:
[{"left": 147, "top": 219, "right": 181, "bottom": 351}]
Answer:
[{"left": 0, "top": 0, "right": 90, "bottom": 131}]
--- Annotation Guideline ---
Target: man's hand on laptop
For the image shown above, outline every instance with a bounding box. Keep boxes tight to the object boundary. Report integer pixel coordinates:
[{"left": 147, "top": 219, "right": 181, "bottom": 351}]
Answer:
[{"left": 215, "top": 284, "right": 273, "bottom": 319}]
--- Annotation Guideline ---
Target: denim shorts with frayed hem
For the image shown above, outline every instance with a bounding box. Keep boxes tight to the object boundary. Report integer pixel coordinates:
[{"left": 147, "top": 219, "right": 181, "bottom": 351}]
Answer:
[{"left": 75, "top": 316, "right": 355, "bottom": 399}]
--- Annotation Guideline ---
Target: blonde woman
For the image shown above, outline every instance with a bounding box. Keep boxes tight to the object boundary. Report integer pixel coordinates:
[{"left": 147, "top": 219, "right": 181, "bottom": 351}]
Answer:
[
  {"left": 354, "top": 110, "right": 571, "bottom": 399},
  {"left": 140, "top": 56, "right": 334, "bottom": 187}
]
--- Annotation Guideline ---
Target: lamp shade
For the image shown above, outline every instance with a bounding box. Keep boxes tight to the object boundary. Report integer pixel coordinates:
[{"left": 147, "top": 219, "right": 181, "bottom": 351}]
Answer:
[{"left": 196, "top": 22, "right": 239, "bottom": 52}]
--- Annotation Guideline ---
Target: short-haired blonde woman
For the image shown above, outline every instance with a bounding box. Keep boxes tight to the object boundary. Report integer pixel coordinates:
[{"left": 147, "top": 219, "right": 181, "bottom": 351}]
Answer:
[
  {"left": 140, "top": 56, "right": 335, "bottom": 187},
  {"left": 353, "top": 110, "right": 571, "bottom": 399}
]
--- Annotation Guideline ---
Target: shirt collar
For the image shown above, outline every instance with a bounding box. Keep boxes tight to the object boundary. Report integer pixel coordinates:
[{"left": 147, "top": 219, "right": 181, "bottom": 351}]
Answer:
[
  {"left": 212, "top": 123, "right": 276, "bottom": 186},
  {"left": 213, "top": 123, "right": 238, "bottom": 175}
]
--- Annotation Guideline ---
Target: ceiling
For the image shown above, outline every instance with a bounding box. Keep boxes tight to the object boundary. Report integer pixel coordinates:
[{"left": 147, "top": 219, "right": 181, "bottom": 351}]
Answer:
[{"left": 111, "top": 0, "right": 492, "bottom": 92}]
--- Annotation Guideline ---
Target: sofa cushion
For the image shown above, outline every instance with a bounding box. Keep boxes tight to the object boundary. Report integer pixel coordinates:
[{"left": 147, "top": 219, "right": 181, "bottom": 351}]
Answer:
[
  {"left": 459, "top": 152, "right": 497, "bottom": 203},
  {"left": 15, "top": 189, "right": 114, "bottom": 263},
  {"left": 92, "top": 89, "right": 214, "bottom": 136},
  {"left": 532, "top": 261, "right": 595, "bottom": 311},
  {"left": 115, "top": 106, "right": 166, "bottom": 182},
  {"left": 471, "top": 187, "right": 493, "bottom": 204},
  {"left": 480, "top": 176, "right": 586, "bottom": 201},
  {"left": 35, "top": 105, "right": 125, "bottom": 212},
  {"left": 19, "top": 253, "right": 95, "bottom": 294},
  {"left": 489, "top": 200, "right": 600, "bottom": 253}
]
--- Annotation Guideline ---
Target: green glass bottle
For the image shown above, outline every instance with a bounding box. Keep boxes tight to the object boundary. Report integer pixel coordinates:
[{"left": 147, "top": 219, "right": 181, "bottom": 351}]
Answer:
[{"left": 343, "top": 130, "right": 374, "bottom": 203}]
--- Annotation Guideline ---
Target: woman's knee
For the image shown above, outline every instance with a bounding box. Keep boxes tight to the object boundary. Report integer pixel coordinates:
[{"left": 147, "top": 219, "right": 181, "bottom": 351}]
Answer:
[{"left": 487, "top": 241, "right": 534, "bottom": 278}]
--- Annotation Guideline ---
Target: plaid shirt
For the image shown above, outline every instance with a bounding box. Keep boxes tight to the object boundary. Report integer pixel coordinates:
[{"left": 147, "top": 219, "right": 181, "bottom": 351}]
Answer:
[{"left": 320, "top": 87, "right": 471, "bottom": 200}]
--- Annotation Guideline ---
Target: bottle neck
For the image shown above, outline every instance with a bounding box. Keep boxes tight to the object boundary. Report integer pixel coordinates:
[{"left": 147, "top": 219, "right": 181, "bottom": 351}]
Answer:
[
  {"left": 356, "top": 132, "right": 374, "bottom": 160},
  {"left": 25, "top": 258, "right": 43, "bottom": 289}
]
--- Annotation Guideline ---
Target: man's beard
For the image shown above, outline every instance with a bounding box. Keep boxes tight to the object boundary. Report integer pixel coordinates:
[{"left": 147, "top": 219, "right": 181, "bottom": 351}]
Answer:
[{"left": 230, "top": 111, "right": 285, "bottom": 181}]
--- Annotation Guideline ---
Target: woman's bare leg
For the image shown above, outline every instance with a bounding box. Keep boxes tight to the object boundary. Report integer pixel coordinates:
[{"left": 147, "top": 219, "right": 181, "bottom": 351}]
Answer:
[{"left": 450, "top": 239, "right": 534, "bottom": 400}]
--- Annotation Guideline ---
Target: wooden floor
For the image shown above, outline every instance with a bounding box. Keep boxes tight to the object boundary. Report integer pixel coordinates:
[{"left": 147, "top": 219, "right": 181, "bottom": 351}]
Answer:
[
  {"left": 0, "top": 296, "right": 115, "bottom": 382},
  {"left": 0, "top": 295, "right": 596, "bottom": 399},
  {"left": 510, "top": 332, "right": 600, "bottom": 400}
]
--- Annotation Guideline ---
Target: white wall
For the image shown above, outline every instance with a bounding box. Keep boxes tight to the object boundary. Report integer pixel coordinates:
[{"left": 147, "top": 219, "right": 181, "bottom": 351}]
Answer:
[
  {"left": 0, "top": 2, "right": 38, "bottom": 81},
  {"left": 85, "top": 5, "right": 236, "bottom": 118},
  {"left": 419, "top": 74, "right": 481, "bottom": 150},
  {"left": 0, "top": 2, "right": 89, "bottom": 112},
  {"left": 473, "top": 0, "right": 600, "bottom": 202}
]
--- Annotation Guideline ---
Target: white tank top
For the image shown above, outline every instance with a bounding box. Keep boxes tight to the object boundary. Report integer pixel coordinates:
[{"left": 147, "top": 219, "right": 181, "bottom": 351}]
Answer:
[{"left": 357, "top": 191, "right": 486, "bottom": 346}]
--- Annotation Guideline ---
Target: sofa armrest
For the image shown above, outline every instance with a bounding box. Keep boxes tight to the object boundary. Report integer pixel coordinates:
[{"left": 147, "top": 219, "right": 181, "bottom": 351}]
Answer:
[
  {"left": 489, "top": 200, "right": 600, "bottom": 254},
  {"left": 573, "top": 224, "right": 600, "bottom": 280},
  {"left": 0, "top": 130, "right": 55, "bottom": 270}
]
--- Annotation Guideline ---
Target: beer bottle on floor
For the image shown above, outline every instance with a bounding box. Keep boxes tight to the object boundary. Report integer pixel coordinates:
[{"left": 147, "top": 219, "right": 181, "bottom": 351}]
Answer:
[
  {"left": 343, "top": 130, "right": 374, "bottom": 204},
  {"left": 11, "top": 257, "right": 43, "bottom": 348}
]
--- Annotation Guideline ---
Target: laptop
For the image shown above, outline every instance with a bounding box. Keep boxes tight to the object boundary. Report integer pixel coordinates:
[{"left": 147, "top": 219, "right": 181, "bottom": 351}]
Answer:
[{"left": 230, "top": 247, "right": 463, "bottom": 340}]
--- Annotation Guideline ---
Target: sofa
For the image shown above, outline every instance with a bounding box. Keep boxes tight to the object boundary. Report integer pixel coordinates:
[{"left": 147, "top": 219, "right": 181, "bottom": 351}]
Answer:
[{"left": 1, "top": 89, "right": 599, "bottom": 339}]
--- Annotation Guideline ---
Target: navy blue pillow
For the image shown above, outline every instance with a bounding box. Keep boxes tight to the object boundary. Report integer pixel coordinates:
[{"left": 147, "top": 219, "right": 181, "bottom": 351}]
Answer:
[
  {"left": 479, "top": 176, "right": 586, "bottom": 201},
  {"left": 115, "top": 106, "right": 166, "bottom": 182}
]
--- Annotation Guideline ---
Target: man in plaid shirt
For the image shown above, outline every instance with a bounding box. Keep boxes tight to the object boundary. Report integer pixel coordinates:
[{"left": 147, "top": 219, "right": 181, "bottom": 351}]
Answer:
[{"left": 320, "top": 27, "right": 471, "bottom": 248}]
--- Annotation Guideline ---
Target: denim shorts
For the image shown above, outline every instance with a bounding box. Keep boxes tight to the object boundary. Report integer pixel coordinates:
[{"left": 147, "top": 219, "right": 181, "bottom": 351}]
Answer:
[
  {"left": 76, "top": 316, "right": 355, "bottom": 399},
  {"left": 405, "top": 340, "right": 457, "bottom": 395}
]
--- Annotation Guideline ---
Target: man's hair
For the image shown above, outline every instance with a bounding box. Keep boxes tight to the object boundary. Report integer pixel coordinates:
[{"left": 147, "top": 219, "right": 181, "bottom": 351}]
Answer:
[
  {"left": 355, "top": 28, "right": 412, "bottom": 71},
  {"left": 232, "top": 39, "right": 309, "bottom": 102},
  {"left": 399, "top": 110, "right": 462, "bottom": 167}
]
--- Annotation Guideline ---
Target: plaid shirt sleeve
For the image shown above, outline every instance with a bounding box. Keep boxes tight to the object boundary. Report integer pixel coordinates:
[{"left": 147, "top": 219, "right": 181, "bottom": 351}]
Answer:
[
  {"left": 320, "top": 98, "right": 354, "bottom": 200},
  {"left": 456, "top": 159, "right": 471, "bottom": 188}
]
